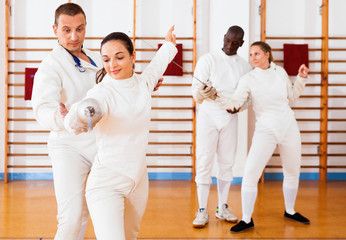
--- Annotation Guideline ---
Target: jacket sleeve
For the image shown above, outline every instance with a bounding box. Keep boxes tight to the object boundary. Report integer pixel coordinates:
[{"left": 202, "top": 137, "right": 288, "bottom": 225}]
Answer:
[
  {"left": 216, "top": 76, "right": 251, "bottom": 110},
  {"left": 141, "top": 41, "right": 177, "bottom": 92},
  {"left": 31, "top": 62, "right": 65, "bottom": 131},
  {"left": 286, "top": 74, "right": 308, "bottom": 102},
  {"left": 191, "top": 54, "right": 211, "bottom": 104}
]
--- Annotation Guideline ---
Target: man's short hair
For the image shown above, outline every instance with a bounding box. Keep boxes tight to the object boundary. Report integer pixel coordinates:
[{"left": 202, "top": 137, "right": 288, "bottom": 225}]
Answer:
[{"left": 54, "top": 3, "right": 86, "bottom": 26}]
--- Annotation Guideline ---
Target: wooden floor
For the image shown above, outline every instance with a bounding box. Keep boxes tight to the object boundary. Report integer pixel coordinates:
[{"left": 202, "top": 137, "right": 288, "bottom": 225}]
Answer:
[{"left": 0, "top": 180, "right": 346, "bottom": 240}]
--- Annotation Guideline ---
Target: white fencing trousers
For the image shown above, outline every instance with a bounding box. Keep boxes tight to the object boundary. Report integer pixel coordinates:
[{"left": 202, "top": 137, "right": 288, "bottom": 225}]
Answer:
[
  {"left": 242, "top": 119, "right": 302, "bottom": 188},
  {"left": 86, "top": 159, "right": 149, "bottom": 240},
  {"left": 48, "top": 142, "right": 94, "bottom": 240},
  {"left": 241, "top": 120, "right": 301, "bottom": 221},
  {"left": 195, "top": 110, "right": 238, "bottom": 184}
]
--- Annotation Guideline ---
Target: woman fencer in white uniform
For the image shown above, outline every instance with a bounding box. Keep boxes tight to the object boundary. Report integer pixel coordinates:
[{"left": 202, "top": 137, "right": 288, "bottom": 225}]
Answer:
[
  {"left": 64, "top": 27, "right": 177, "bottom": 240},
  {"left": 217, "top": 41, "right": 310, "bottom": 233}
]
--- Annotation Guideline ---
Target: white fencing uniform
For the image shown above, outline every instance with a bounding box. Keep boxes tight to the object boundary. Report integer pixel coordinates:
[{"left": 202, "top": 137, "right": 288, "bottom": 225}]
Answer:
[
  {"left": 192, "top": 50, "right": 251, "bottom": 185},
  {"left": 67, "top": 41, "right": 177, "bottom": 240},
  {"left": 31, "top": 43, "right": 102, "bottom": 240},
  {"left": 217, "top": 62, "right": 307, "bottom": 222}
]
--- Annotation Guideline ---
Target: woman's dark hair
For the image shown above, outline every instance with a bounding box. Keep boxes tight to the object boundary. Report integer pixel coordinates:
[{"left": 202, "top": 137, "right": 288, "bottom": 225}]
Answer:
[
  {"left": 96, "top": 32, "right": 134, "bottom": 83},
  {"left": 251, "top": 41, "right": 274, "bottom": 63}
]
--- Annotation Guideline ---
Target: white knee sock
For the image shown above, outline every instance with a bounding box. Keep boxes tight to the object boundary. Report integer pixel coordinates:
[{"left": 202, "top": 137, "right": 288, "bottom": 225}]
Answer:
[
  {"left": 217, "top": 179, "right": 231, "bottom": 210},
  {"left": 283, "top": 184, "right": 298, "bottom": 215},
  {"left": 241, "top": 184, "right": 257, "bottom": 223},
  {"left": 197, "top": 184, "right": 210, "bottom": 210}
]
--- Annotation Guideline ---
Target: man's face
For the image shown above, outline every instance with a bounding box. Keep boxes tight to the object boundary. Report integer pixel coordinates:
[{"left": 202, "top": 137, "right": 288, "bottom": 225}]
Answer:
[
  {"left": 222, "top": 32, "right": 244, "bottom": 56},
  {"left": 53, "top": 13, "right": 86, "bottom": 55}
]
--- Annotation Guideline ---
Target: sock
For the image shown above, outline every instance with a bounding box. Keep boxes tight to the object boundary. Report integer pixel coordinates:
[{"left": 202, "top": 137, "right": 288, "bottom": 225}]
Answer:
[
  {"left": 217, "top": 179, "right": 231, "bottom": 211},
  {"left": 241, "top": 184, "right": 258, "bottom": 224},
  {"left": 197, "top": 184, "right": 210, "bottom": 210},
  {"left": 283, "top": 184, "right": 298, "bottom": 215}
]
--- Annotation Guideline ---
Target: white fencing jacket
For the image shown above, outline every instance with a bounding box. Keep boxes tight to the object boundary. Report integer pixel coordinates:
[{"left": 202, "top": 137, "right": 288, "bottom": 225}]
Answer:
[
  {"left": 69, "top": 41, "right": 177, "bottom": 184},
  {"left": 218, "top": 62, "right": 308, "bottom": 140},
  {"left": 192, "top": 50, "right": 251, "bottom": 125},
  {"left": 32, "top": 43, "right": 102, "bottom": 150}
]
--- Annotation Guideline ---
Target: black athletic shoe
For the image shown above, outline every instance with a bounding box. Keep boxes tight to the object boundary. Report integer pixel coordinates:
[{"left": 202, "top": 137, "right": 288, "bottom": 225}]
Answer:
[
  {"left": 230, "top": 218, "right": 254, "bottom": 233},
  {"left": 284, "top": 211, "right": 310, "bottom": 224}
]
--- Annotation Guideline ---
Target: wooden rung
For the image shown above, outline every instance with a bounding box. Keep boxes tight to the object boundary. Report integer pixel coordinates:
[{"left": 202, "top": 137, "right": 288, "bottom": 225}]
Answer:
[
  {"left": 329, "top": 48, "right": 346, "bottom": 51},
  {"left": 8, "top": 118, "right": 36, "bottom": 122},
  {"left": 160, "top": 84, "right": 192, "bottom": 87},
  {"left": 8, "top": 130, "right": 49, "bottom": 133},
  {"left": 329, "top": 107, "right": 346, "bottom": 110},
  {"left": 135, "top": 36, "right": 194, "bottom": 40},
  {"left": 152, "top": 95, "right": 192, "bottom": 98},
  {"left": 8, "top": 153, "right": 48, "bottom": 157},
  {"left": 147, "top": 165, "right": 192, "bottom": 168},
  {"left": 148, "top": 142, "right": 192, "bottom": 145},
  {"left": 146, "top": 153, "right": 192, "bottom": 157},
  {"left": 328, "top": 154, "right": 346, "bottom": 157},
  {"left": 151, "top": 118, "right": 193, "bottom": 122},
  {"left": 328, "top": 142, "right": 346, "bottom": 145},
  {"left": 329, "top": 72, "right": 346, "bottom": 74},
  {"left": 327, "top": 165, "right": 346, "bottom": 168},
  {"left": 9, "top": 37, "right": 57, "bottom": 40},
  {"left": 291, "top": 107, "right": 322, "bottom": 110},
  {"left": 329, "top": 60, "right": 346, "bottom": 63},
  {"left": 328, "top": 95, "right": 346, "bottom": 98},
  {"left": 329, "top": 131, "right": 346, "bottom": 133},
  {"left": 8, "top": 60, "right": 41, "bottom": 63},
  {"left": 299, "top": 95, "right": 321, "bottom": 98},
  {"left": 7, "top": 165, "right": 52, "bottom": 168},
  {"left": 9, "top": 36, "right": 104, "bottom": 40},
  {"left": 296, "top": 118, "right": 322, "bottom": 122},
  {"left": 272, "top": 153, "right": 320, "bottom": 157},
  {"left": 150, "top": 130, "right": 192, "bottom": 133},
  {"left": 329, "top": 84, "right": 346, "bottom": 86},
  {"left": 9, "top": 48, "right": 52, "bottom": 51},
  {"left": 9, "top": 72, "right": 24, "bottom": 75},
  {"left": 135, "top": 71, "right": 193, "bottom": 75},
  {"left": 8, "top": 107, "right": 32, "bottom": 110},
  {"left": 329, "top": 37, "right": 346, "bottom": 40},
  {"left": 272, "top": 48, "right": 321, "bottom": 52},
  {"left": 136, "top": 60, "right": 193, "bottom": 64},
  {"left": 329, "top": 119, "right": 346, "bottom": 121},
  {"left": 300, "top": 130, "right": 321, "bottom": 134},
  {"left": 7, "top": 164, "right": 194, "bottom": 169},
  {"left": 265, "top": 36, "right": 323, "bottom": 40},
  {"left": 308, "top": 71, "right": 322, "bottom": 74},
  {"left": 275, "top": 60, "right": 322, "bottom": 63},
  {"left": 8, "top": 153, "right": 192, "bottom": 157},
  {"left": 8, "top": 83, "right": 25, "bottom": 87},
  {"left": 8, "top": 95, "right": 25, "bottom": 98},
  {"left": 8, "top": 142, "right": 46, "bottom": 145},
  {"left": 302, "top": 142, "right": 321, "bottom": 145},
  {"left": 265, "top": 165, "right": 320, "bottom": 168},
  {"left": 306, "top": 84, "right": 322, "bottom": 87},
  {"left": 151, "top": 107, "right": 194, "bottom": 110}
]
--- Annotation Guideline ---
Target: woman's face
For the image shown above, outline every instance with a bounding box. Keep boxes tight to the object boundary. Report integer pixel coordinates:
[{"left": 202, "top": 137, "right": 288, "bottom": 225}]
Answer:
[
  {"left": 101, "top": 40, "right": 135, "bottom": 80},
  {"left": 249, "top": 45, "right": 270, "bottom": 69}
]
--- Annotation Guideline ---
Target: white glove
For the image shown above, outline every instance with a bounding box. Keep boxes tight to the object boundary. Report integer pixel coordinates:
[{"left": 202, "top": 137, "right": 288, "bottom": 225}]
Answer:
[
  {"left": 193, "top": 85, "right": 217, "bottom": 103},
  {"left": 64, "top": 98, "right": 103, "bottom": 135},
  {"left": 64, "top": 105, "right": 88, "bottom": 135},
  {"left": 199, "top": 85, "right": 217, "bottom": 100},
  {"left": 215, "top": 95, "right": 238, "bottom": 111}
]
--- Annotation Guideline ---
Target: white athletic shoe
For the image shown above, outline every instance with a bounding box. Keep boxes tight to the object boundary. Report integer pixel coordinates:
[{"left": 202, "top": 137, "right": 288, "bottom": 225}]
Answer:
[
  {"left": 193, "top": 208, "right": 209, "bottom": 228},
  {"left": 216, "top": 204, "right": 238, "bottom": 223}
]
